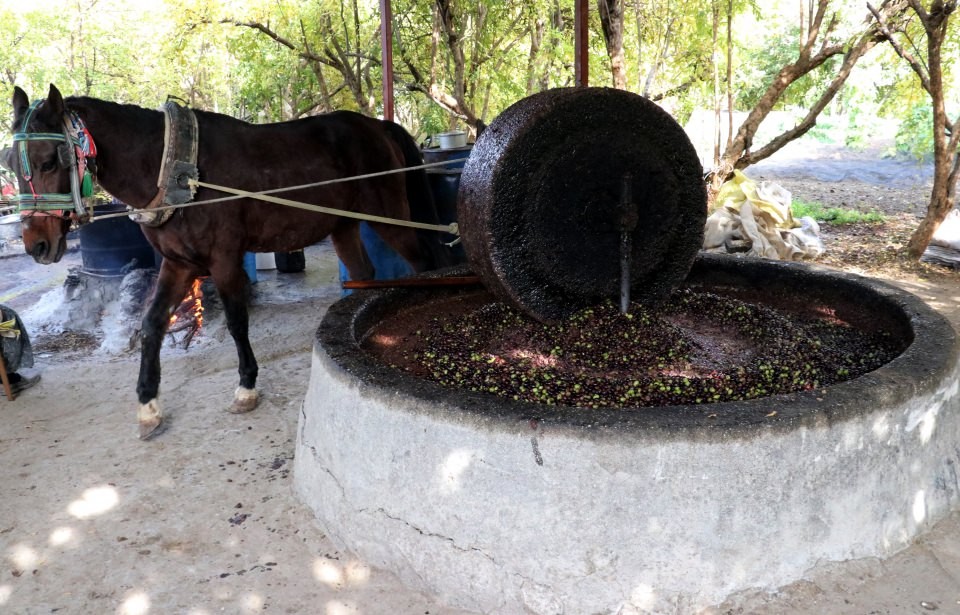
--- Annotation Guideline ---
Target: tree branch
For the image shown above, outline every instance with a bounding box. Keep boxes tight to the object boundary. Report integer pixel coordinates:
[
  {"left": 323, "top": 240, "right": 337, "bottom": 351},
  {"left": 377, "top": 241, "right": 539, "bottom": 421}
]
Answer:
[{"left": 867, "top": 2, "right": 931, "bottom": 93}]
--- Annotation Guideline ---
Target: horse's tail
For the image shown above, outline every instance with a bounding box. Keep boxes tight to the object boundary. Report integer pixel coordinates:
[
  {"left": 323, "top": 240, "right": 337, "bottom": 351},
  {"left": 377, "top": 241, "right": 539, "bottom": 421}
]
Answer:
[{"left": 381, "top": 120, "right": 455, "bottom": 271}]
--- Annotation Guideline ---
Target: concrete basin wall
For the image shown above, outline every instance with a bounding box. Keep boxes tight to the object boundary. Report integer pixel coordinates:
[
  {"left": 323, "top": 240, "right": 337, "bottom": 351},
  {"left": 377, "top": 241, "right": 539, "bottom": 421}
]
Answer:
[{"left": 293, "top": 255, "right": 960, "bottom": 614}]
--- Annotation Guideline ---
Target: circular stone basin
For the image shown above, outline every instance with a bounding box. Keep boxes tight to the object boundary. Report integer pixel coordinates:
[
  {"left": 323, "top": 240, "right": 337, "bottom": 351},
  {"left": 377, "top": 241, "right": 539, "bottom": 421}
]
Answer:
[{"left": 293, "top": 254, "right": 960, "bottom": 614}]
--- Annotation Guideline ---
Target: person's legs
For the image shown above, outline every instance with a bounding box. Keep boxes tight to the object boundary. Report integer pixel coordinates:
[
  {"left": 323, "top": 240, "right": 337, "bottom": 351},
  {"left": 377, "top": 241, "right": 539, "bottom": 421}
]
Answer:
[{"left": 2, "top": 371, "right": 40, "bottom": 395}]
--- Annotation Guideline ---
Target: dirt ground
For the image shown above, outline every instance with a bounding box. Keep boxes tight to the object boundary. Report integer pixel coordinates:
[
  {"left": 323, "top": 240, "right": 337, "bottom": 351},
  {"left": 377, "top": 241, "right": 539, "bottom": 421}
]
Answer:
[{"left": 1, "top": 145, "right": 959, "bottom": 614}]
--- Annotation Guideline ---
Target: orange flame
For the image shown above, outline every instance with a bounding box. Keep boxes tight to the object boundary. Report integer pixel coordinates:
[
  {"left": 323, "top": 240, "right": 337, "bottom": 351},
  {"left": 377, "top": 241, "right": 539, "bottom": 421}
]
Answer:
[{"left": 169, "top": 278, "right": 204, "bottom": 329}]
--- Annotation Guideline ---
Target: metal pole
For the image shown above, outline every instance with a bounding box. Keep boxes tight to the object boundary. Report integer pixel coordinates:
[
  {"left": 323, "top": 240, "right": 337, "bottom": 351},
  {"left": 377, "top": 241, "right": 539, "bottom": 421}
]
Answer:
[
  {"left": 619, "top": 174, "right": 637, "bottom": 314},
  {"left": 380, "top": 0, "right": 395, "bottom": 121},
  {"left": 574, "top": 0, "right": 589, "bottom": 87}
]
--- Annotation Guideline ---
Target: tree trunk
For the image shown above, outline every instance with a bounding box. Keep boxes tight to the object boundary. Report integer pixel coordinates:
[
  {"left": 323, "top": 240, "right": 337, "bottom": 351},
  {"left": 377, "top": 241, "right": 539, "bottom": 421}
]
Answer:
[
  {"left": 707, "top": 0, "right": 899, "bottom": 199},
  {"left": 871, "top": 0, "right": 960, "bottom": 258},
  {"left": 904, "top": 0, "right": 960, "bottom": 257},
  {"left": 726, "top": 0, "right": 734, "bottom": 148},
  {"left": 598, "top": 0, "right": 627, "bottom": 88},
  {"left": 712, "top": 0, "right": 721, "bottom": 165},
  {"left": 909, "top": 158, "right": 960, "bottom": 256}
]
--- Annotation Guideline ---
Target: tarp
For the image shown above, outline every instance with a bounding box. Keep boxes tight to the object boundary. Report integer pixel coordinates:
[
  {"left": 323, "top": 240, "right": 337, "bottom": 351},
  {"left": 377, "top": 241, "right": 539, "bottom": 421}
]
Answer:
[
  {"left": 921, "top": 208, "right": 960, "bottom": 269},
  {"left": 703, "top": 170, "right": 824, "bottom": 260}
]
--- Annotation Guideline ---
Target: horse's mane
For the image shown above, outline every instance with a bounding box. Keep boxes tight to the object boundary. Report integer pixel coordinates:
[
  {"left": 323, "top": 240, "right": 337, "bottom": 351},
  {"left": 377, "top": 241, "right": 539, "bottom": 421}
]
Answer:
[
  {"left": 65, "top": 95, "right": 158, "bottom": 120},
  {"left": 64, "top": 95, "right": 254, "bottom": 131}
]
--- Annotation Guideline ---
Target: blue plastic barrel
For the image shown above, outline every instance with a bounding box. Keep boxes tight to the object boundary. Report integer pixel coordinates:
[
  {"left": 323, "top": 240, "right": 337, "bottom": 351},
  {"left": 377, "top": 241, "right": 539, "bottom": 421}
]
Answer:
[
  {"left": 338, "top": 223, "right": 414, "bottom": 295},
  {"left": 243, "top": 252, "right": 257, "bottom": 284}
]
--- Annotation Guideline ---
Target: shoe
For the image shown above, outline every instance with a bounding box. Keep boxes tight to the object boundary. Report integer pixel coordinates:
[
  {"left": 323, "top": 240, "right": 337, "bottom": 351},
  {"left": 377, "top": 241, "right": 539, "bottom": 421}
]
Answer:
[{"left": 2, "top": 373, "right": 40, "bottom": 396}]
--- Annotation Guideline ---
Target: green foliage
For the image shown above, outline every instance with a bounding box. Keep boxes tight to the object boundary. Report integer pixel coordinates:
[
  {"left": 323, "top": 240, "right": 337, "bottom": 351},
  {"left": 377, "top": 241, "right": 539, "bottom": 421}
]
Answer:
[
  {"left": 792, "top": 200, "right": 885, "bottom": 225},
  {"left": 894, "top": 103, "right": 934, "bottom": 162},
  {"left": 0, "top": 0, "right": 952, "bottom": 164}
]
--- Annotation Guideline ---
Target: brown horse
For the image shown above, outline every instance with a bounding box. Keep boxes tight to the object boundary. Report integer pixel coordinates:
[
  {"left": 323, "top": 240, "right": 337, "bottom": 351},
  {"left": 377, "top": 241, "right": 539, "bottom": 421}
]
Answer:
[{"left": 9, "top": 84, "right": 451, "bottom": 438}]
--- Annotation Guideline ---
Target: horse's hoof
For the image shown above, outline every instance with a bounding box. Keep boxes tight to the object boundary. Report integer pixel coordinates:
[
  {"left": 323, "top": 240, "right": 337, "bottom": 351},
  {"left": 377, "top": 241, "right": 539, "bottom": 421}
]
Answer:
[
  {"left": 138, "top": 399, "right": 164, "bottom": 440},
  {"left": 228, "top": 387, "right": 258, "bottom": 414}
]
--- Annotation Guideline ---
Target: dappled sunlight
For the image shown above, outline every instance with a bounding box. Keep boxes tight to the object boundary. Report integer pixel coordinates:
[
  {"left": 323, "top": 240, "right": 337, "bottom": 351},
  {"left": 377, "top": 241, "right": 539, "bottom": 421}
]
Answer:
[
  {"left": 241, "top": 592, "right": 265, "bottom": 612},
  {"left": 8, "top": 543, "right": 38, "bottom": 570},
  {"left": 891, "top": 280, "right": 960, "bottom": 316},
  {"left": 906, "top": 401, "right": 941, "bottom": 445},
  {"left": 312, "top": 557, "right": 372, "bottom": 591},
  {"left": 913, "top": 490, "right": 927, "bottom": 524},
  {"left": 841, "top": 424, "right": 863, "bottom": 452},
  {"left": 438, "top": 448, "right": 476, "bottom": 494},
  {"left": 366, "top": 332, "right": 400, "bottom": 348},
  {"left": 186, "top": 609, "right": 212, "bottom": 615},
  {"left": 313, "top": 558, "right": 344, "bottom": 588},
  {"left": 872, "top": 415, "right": 890, "bottom": 441},
  {"left": 117, "top": 590, "right": 150, "bottom": 615},
  {"left": 325, "top": 599, "right": 361, "bottom": 615},
  {"left": 0, "top": 585, "right": 10, "bottom": 605},
  {"left": 630, "top": 583, "right": 658, "bottom": 610},
  {"left": 48, "top": 526, "right": 74, "bottom": 547},
  {"left": 68, "top": 484, "right": 120, "bottom": 519},
  {"left": 503, "top": 348, "right": 558, "bottom": 368}
]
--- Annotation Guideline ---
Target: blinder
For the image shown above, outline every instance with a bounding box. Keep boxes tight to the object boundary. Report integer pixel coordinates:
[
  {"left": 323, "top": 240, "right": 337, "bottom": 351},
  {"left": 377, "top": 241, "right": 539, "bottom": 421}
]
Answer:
[{"left": 57, "top": 142, "right": 73, "bottom": 170}]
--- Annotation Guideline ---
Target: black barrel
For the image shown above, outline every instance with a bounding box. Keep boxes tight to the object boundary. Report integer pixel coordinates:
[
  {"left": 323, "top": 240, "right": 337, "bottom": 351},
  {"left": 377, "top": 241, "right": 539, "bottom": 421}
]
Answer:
[
  {"left": 79, "top": 200, "right": 157, "bottom": 276},
  {"left": 423, "top": 145, "right": 472, "bottom": 265},
  {"left": 457, "top": 87, "right": 706, "bottom": 322}
]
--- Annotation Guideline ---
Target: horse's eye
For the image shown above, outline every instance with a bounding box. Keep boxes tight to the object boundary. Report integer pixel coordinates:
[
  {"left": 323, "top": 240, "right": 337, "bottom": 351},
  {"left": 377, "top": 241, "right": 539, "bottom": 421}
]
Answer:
[{"left": 40, "top": 159, "right": 58, "bottom": 173}]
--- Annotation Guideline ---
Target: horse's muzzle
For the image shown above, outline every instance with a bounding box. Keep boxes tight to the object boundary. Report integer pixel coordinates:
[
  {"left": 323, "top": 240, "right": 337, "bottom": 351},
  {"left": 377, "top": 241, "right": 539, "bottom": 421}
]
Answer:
[{"left": 29, "top": 237, "right": 66, "bottom": 264}]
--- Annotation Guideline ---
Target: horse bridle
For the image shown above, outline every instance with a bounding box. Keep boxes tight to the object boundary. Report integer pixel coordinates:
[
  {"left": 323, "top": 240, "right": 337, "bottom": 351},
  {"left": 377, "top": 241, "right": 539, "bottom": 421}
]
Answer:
[{"left": 11, "top": 99, "right": 96, "bottom": 224}]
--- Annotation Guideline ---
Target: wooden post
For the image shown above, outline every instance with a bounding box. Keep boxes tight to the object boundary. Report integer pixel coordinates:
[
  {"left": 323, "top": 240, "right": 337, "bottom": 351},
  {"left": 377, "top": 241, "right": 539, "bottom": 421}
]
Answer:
[
  {"left": 380, "top": 0, "right": 395, "bottom": 121},
  {"left": 0, "top": 353, "right": 14, "bottom": 401},
  {"left": 575, "top": 0, "right": 589, "bottom": 86}
]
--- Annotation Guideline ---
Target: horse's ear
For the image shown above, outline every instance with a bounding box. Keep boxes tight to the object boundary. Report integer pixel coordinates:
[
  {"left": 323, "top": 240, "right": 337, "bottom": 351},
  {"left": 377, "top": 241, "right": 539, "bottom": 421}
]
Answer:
[
  {"left": 12, "top": 86, "right": 29, "bottom": 123},
  {"left": 46, "top": 84, "right": 65, "bottom": 115}
]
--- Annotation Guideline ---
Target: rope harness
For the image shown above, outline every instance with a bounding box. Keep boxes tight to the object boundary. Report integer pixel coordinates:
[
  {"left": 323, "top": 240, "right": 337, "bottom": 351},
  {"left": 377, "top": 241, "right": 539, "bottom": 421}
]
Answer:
[{"left": 88, "top": 161, "right": 462, "bottom": 236}]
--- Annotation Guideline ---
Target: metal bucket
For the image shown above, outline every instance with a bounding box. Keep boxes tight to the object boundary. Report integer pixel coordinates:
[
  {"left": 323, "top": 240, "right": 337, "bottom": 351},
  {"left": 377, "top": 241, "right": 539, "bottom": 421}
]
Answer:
[
  {"left": 436, "top": 130, "right": 467, "bottom": 149},
  {"left": 0, "top": 213, "right": 21, "bottom": 243}
]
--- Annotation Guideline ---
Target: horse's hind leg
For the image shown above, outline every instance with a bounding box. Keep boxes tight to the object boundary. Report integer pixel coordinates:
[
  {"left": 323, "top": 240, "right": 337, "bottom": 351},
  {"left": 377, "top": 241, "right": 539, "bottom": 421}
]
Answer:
[
  {"left": 332, "top": 222, "right": 375, "bottom": 280},
  {"left": 209, "top": 257, "right": 259, "bottom": 414},
  {"left": 137, "top": 260, "right": 199, "bottom": 439}
]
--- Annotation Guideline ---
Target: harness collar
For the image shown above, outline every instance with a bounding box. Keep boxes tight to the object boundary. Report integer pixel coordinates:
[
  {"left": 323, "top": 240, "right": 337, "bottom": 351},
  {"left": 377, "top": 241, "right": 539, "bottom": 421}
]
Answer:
[{"left": 130, "top": 100, "right": 199, "bottom": 228}]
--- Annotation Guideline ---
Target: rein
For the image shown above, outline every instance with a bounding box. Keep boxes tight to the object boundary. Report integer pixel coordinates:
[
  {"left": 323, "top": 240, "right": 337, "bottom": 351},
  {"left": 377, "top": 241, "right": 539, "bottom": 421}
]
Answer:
[{"left": 11, "top": 99, "right": 95, "bottom": 221}]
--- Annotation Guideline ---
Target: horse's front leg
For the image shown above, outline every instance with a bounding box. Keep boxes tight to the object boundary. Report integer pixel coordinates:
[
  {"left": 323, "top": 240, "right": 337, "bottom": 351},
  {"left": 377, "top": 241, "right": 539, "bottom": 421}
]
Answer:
[
  {"left": 137, "top": 260, "right": 198, "bottom": 439},
  {"left": 211, "top": 260, "right": 259, "bottom": 414}
]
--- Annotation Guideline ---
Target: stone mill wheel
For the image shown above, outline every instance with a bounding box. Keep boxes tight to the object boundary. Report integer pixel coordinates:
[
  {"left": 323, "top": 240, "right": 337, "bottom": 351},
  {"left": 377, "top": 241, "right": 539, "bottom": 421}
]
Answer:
[{"left": 457, "top": 87, "right": 707, "bottom": 322}]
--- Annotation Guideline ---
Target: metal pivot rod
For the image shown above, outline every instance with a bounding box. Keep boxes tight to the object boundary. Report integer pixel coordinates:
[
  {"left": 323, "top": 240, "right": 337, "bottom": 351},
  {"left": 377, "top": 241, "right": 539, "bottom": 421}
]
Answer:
[{"left": 619, "top": 174, "right": 638, "bottom": 314}]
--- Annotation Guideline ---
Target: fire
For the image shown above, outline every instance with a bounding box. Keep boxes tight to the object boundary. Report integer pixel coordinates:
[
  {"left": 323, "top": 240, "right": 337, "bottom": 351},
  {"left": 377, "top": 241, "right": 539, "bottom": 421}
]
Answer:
[{"left": 168, "top": 278, "right": 204, "bottom": 348}]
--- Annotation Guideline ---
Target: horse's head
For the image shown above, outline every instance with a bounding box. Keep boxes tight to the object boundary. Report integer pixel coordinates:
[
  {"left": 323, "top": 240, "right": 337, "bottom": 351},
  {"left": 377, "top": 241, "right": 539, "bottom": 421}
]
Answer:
[{"left": 9, "top": 85, "right": 89, "bottom": 264}]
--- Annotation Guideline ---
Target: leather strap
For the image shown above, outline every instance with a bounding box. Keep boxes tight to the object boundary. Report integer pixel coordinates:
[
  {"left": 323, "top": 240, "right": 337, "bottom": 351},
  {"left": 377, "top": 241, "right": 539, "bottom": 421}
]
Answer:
[{"left": 131, "top": 101, "right": 199, "bottom": 227}]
